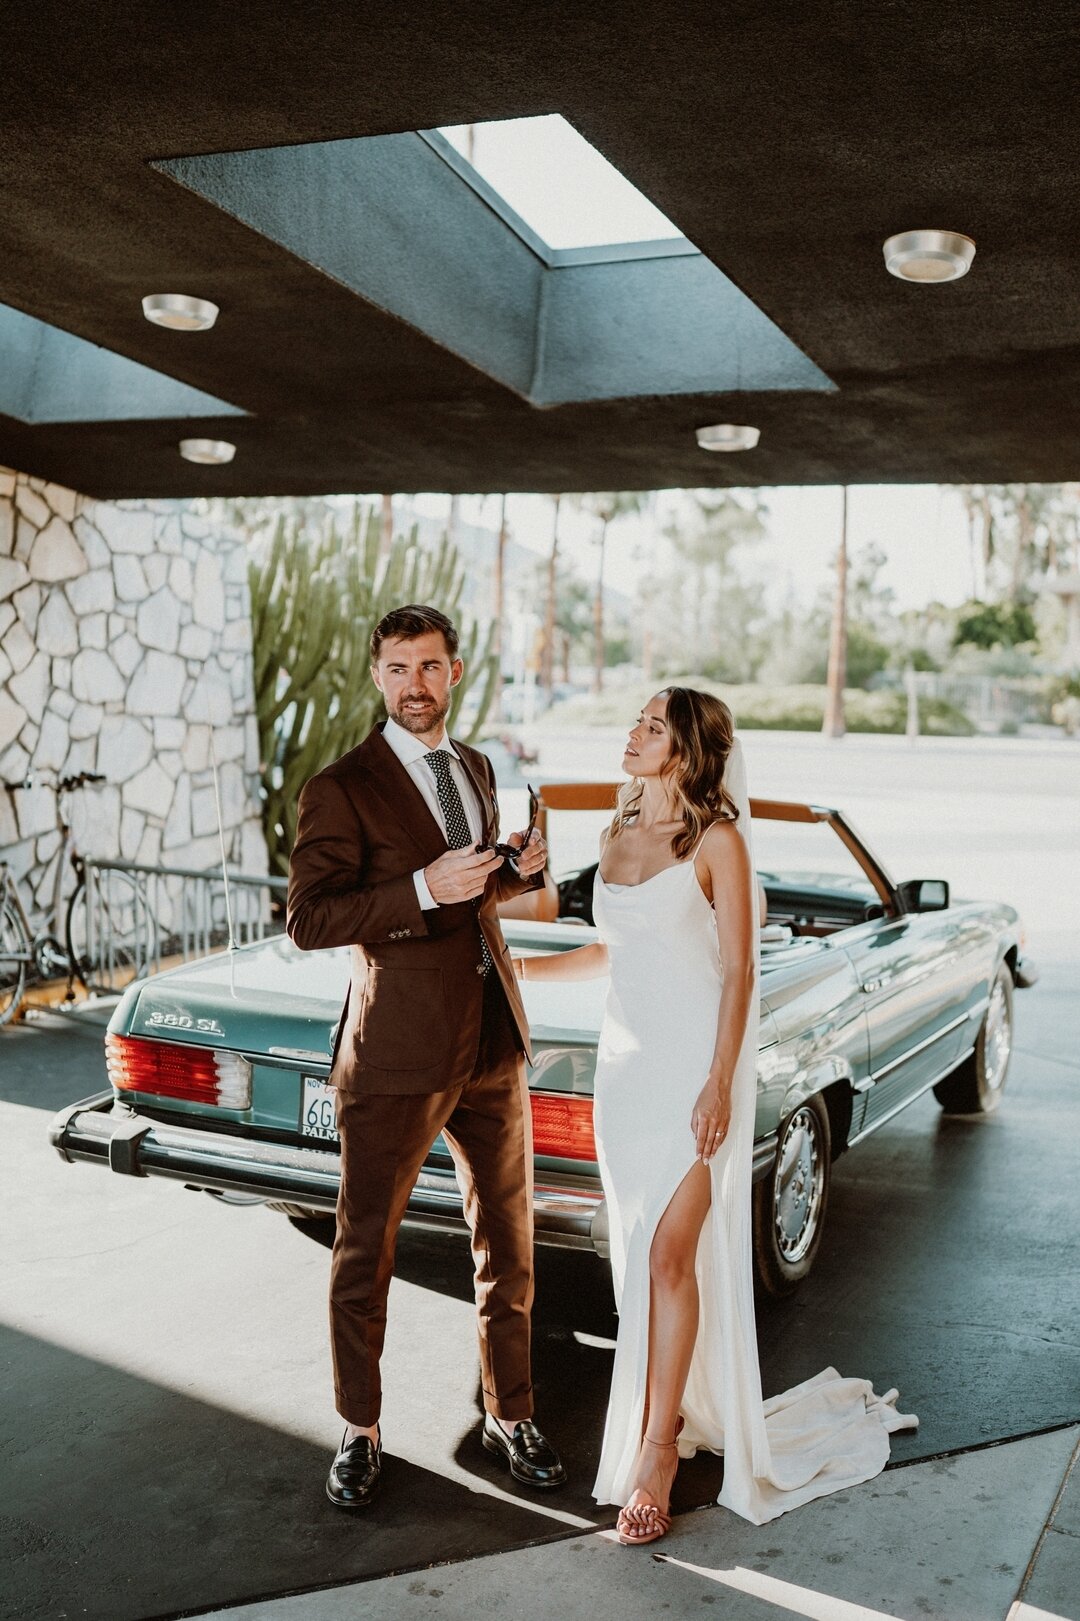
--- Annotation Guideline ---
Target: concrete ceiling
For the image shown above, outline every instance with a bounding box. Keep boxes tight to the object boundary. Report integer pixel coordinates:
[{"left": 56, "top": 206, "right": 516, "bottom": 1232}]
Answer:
[{"left": 2, "top": 1, "right": 1078, "bottom": 498}]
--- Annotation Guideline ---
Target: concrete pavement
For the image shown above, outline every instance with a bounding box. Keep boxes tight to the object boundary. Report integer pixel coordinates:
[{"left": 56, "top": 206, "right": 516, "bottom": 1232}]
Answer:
[{"left": 195, "top": 1426, "right": 1080, "bottom": 1621}]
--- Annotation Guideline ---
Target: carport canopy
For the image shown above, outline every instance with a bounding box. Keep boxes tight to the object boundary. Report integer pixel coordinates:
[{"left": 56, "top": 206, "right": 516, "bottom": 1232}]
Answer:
[{"left": 2, "top": 2, "right": 1077, "bottom": 498}]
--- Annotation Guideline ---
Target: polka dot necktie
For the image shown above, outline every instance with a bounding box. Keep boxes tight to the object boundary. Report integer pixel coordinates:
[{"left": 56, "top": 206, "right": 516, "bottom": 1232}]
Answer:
[{"left": 426, "top": 750, "right": 494, "bottom": 974}]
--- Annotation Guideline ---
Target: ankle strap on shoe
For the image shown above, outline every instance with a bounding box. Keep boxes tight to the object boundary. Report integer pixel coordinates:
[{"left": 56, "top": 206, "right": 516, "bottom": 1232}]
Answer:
[{"left": 642, "top": 1433, "right": 679, "bottom": 1448}]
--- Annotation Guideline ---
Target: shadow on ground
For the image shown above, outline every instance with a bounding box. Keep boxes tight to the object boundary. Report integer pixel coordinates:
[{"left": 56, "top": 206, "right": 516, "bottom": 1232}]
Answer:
[
  {"left": 0, "top": 1324, "right": 589, "bottom": 1621},
  {"left": 0, "top": 1009, "right": 109, "bottom": 1112}
]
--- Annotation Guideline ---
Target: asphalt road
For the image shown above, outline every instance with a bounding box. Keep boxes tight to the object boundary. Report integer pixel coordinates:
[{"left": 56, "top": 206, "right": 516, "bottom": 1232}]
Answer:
[{"left": 1, "top": 733, "right": 1077, "bottom": 1620}]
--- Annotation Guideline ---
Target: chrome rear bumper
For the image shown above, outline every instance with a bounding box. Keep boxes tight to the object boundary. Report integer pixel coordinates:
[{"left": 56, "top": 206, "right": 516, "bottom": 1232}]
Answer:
[
  {"left": 49, "top": 1093, "right": 611, "bottom": 1255},
  {"left": 51, "top": 1094, "right": 778, "bottom": 1258}
]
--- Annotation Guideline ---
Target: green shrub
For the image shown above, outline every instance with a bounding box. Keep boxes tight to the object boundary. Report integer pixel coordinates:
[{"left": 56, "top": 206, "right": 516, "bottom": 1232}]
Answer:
[
  {"left": 953, "top": 600, "right": 1038, "bottom": 650},
  {"left": 538, "top": 680, "right": 974, "bottom": 737}
]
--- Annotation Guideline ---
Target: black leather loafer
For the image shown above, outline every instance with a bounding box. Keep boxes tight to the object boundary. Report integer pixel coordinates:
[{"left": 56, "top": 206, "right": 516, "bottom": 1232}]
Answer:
[
  {"left": 482, "top": 1414, "right": 567, "bottom": 1490},
  {"left": 326, "top": 1430, "right": 382, "bottom": 1509}
]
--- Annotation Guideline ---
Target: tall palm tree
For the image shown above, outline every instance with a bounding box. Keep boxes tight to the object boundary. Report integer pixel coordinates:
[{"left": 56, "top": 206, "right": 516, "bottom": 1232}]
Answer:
[
  {"left": 493, "top": 494, "right": 509, "bottom": 661},
  {"left": 542, "top": 494, "right": 563, "bottom": 694},
  {"left": 960, "top": 483, "right": 1066, "bottom": 604},
  {"left": 822, "top": 486, "right": 848, "bottom": 739},
  {"left": 662, "top": 491, "right": 765, "bottom": 674},
  {"left": 580, "top": 491, "right": 645, "bottom": 693}
]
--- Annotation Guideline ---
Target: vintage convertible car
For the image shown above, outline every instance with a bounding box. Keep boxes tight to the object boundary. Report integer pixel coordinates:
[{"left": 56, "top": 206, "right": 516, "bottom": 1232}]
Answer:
[{"left": 49, "top": 787, "right": 1037, "bottom": 1294}]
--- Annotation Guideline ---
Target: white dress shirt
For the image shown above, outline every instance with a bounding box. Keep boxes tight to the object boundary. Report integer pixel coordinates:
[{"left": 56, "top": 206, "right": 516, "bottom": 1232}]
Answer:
[{"left": 381, "top": 715, "right": 484, "bottom": 910}]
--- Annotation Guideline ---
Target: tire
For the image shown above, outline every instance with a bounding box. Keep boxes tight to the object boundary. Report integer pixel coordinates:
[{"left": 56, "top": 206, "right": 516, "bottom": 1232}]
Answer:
[
  {"left": 0, "top": 900, "right": 30, "bottom": 1026},
  {"left": 933, "top": 965, "right": 1013, "bottom": 1114},
  {"left": 753, "top": 1092, "right": 831, "bottom": 1298},
  {"left": 66, "top": 870, "right": 157, "bottom": 993}
]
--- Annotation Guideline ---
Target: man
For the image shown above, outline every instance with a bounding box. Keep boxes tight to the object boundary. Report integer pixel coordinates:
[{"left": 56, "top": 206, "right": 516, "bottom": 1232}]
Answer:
[{"left": 287, "top": 604, "right": 566, "bottom": 1508}]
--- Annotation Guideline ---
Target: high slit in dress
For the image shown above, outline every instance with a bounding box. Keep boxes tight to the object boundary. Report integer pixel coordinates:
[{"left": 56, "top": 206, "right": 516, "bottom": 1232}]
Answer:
[{"left": 590, "top": 826, "right": 917, "bottom": 1525}]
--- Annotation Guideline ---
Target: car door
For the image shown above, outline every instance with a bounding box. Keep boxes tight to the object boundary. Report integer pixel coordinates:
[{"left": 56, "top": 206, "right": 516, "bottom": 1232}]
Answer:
[{"left": 841, "top": 910, "right": 975, "bottom": 1134}]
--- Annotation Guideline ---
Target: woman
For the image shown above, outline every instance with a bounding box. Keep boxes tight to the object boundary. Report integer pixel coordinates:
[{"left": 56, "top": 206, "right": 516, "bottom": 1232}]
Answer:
[{"left": 515, "top": 689, "right": 915, "bottom": 1541}]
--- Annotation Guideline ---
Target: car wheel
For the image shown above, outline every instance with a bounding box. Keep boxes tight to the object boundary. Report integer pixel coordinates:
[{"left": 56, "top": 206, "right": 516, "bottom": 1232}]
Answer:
[
  {"left": 933, "top": 965, "right": 1013, "bottom": 1114},
  {"left": 753, "top": 1092, "right": 831, "bottom": 1298}
]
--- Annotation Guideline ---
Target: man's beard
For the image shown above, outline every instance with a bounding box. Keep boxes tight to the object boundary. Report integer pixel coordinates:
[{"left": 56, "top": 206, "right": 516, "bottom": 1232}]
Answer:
[{"left": 388, "top": 692, "right": 450, "bottom": 736}]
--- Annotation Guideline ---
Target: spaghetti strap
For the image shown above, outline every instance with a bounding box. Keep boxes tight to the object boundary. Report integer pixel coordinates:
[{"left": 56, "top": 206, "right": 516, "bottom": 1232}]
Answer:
[{"left": 690, "top": 821, "right": 720, "bottom": 860}]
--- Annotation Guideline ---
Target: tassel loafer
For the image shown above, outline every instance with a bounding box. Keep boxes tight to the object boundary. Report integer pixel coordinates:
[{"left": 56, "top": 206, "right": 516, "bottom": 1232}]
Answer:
[
  {"left": 482, "top": 1413, "right": 567, "bottom": 1490},
  {"left": 326, "top": 1429, "right": 382, "bottom": 1509}
]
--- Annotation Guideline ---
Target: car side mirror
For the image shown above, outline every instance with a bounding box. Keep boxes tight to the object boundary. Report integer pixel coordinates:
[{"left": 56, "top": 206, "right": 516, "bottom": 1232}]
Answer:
[{"left": 898, "top": 878, "right": 949, "bottom": 913}]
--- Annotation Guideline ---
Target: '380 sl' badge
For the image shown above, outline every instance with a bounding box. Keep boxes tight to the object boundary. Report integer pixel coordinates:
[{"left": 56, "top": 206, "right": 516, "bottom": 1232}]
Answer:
[{"left": 145, "top": 1011, "right": 225, "bottom": 1036}]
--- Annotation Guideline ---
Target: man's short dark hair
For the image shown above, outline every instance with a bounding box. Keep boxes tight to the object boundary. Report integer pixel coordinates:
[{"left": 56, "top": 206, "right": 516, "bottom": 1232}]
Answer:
[{"left": 369, "top": 604, "right": 460, "bottom": 663}]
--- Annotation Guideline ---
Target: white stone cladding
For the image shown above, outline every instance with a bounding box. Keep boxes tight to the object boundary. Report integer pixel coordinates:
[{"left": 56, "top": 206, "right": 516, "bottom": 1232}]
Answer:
[{"left": 0, "top": 467, "right": 267, "bottom": 930}]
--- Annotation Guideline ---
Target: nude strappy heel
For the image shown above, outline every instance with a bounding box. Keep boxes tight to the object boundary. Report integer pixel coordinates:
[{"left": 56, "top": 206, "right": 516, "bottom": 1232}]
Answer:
[{"left": 615, "top": 1418, "right": 683, "bottom": 1547}]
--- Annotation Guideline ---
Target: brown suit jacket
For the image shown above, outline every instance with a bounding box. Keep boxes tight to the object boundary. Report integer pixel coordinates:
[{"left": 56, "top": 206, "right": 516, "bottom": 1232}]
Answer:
[{"left": 286, "top": 725, "right": 541, "bottom": 1094}]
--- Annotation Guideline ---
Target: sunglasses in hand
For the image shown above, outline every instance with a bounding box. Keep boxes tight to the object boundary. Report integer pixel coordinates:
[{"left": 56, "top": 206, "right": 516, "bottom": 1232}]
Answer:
[{"left": 486, "top": 785, "right": 540, "bottom": 859}]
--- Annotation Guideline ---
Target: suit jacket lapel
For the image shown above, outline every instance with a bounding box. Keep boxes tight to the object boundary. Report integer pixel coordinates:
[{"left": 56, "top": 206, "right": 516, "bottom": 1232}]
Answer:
[
  {"left": 358, "top": 727, "right": 448, "bottom": 862},
  {"left": 454, "top": 741, "right": 497, "bottom": 845}
]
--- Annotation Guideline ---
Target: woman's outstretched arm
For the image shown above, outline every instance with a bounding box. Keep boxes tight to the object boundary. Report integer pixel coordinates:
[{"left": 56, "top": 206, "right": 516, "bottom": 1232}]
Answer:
[{"left": 513, "top": 941, "right": 609, "bottom": 982}]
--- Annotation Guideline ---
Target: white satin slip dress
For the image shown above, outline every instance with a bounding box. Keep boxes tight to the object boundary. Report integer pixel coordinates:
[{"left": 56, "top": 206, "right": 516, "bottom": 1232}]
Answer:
[{"left": 590, "top": 846, "right": 917, "bottom": 1524}]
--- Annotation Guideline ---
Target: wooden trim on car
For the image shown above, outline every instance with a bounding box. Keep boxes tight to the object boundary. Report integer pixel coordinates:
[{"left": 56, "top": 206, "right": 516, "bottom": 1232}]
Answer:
[
  {"left": 536, "top": 782, "right": 618, "bottom": 835},
  {"left": 537, "top": 784, "right": 831, "bottom": 828},
  {"left": 537, "top": 783, "right": 899, "bottom": 912},
  {"left": 538, "top": 785, "right": 835, "bottom": 831},
  {"left": 748, "top": 798, "right": 830, "bottom": 823}
]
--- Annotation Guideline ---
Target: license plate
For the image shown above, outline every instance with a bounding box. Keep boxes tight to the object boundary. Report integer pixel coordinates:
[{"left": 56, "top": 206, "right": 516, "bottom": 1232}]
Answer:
[{"left": 300, "top": 1075, "right": 339, "bottom": 1143}]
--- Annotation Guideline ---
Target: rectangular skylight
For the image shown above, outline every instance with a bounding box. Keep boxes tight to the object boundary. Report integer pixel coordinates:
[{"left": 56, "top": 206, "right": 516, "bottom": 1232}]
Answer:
[{"left": 438, "top": 114, "right": 684, "bottom": 251}]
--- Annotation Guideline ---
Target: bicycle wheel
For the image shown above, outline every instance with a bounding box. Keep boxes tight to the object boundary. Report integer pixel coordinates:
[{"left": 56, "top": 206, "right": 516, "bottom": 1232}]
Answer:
[
  {"left": 67, "top": 870, "right": 158, "bottom": 993},
  {"left": 0, "top": 899, "right": 30, "bottom": 1026}
]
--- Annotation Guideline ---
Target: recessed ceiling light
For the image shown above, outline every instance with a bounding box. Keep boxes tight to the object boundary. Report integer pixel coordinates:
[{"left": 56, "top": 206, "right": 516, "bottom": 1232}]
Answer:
[
  {"left": 695, "top": 423, "right": 760, "bottom": 453},
  {"left": 883, "top": 230, "right": 975, "bottom": 283},
  {"left": 179, "top": 437, "right": 236, "bottom": 465},
  {"left": 142, "top": 293, "right": 220, "bottom": 331}
]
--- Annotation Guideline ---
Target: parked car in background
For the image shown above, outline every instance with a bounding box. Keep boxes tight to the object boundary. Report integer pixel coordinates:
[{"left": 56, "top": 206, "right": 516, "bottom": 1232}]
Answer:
[{"left": 50, "top": 787, "right": 1036, "bottom": 1295}]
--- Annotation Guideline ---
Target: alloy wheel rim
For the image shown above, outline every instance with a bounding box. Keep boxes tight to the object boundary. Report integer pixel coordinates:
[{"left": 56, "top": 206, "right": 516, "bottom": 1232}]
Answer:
[
  {"left": 984, "top": 979, "right": 1012, "bottom": 1090},
  {"left": 773, "top": 1106, "right": 825, "bottom": 1263}
]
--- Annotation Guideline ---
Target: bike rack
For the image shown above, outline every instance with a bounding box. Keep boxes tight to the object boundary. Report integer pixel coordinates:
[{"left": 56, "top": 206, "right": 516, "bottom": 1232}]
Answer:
[{"left": 80, "top": 858, "right": 288, "bottom": 990}]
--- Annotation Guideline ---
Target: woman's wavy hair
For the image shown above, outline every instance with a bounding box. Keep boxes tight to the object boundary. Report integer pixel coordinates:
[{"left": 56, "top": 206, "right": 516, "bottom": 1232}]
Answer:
[{"left": 609, "top": 687, "right": 738, "bottom": 858}]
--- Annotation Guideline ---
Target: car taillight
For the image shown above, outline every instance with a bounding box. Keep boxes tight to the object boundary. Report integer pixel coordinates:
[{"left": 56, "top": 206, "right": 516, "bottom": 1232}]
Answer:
[
  {"left": 530, "top": 1091, "right": 597, "bottom": 1161},
  {"left": 105, "top": 1033, "right": 252, "bottom": 1109}
]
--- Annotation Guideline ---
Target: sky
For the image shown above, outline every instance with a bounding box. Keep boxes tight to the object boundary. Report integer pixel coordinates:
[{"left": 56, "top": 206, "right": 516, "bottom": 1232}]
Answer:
[
  {"left": 439, "top": 115, "right": 682, "bottom": 248},
  {"left": 746, "top": 485, "right": 974, "bottom": 611}
]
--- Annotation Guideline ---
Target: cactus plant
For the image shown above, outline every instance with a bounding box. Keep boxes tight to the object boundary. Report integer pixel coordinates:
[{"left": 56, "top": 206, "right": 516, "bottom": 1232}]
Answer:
[{"left": 248, "top": 507, "right": 498, "bottom": 874}]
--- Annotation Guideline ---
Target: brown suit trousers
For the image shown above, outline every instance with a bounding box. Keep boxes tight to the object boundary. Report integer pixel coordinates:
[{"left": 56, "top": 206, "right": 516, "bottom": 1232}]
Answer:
[{"left": 331, "top": 973, "right": 535, "bottom": 1426}]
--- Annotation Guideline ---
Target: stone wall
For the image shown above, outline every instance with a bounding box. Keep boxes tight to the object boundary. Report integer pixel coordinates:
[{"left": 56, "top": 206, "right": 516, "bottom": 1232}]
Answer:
[{"left": 0, "top": 467, "right": 267, "bottom": 923}]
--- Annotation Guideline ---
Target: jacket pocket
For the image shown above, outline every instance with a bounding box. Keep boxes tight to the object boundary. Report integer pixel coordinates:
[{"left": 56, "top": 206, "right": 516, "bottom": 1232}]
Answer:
[{"left": 357, "top": 965, "right": 447, "bottom": 1070}]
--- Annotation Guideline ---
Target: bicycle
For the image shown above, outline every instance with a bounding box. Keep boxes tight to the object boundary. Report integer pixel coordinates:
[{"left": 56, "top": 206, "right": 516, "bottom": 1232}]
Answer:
[{"left": 0, "top": 771, "right": 157, "bottom": 1026}]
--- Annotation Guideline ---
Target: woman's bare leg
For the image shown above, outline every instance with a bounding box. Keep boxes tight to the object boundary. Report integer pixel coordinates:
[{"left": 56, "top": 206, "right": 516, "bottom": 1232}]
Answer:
[{"left": 621, "top": 1161, "right": 712, "bottom": 1532}]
